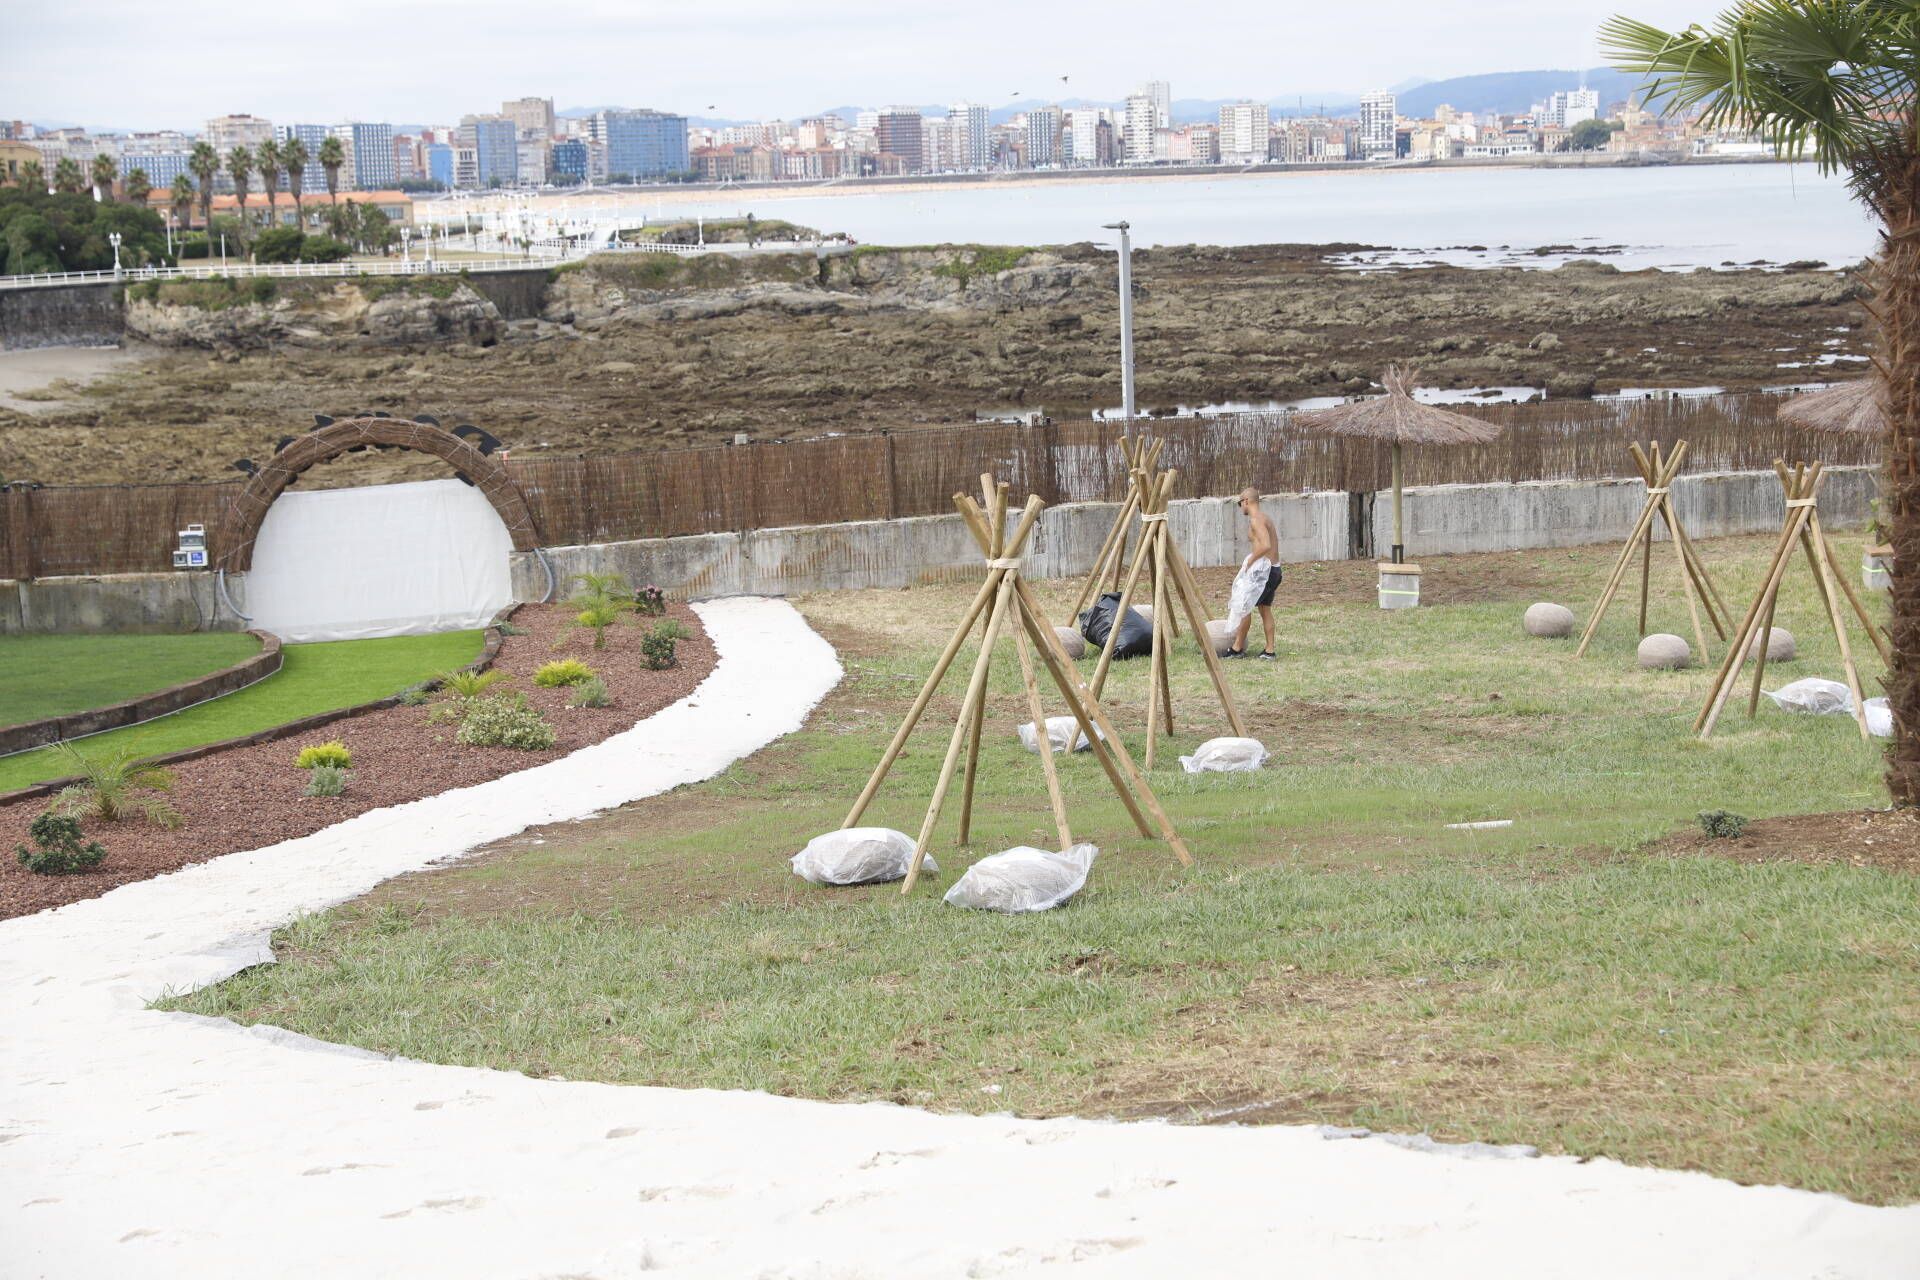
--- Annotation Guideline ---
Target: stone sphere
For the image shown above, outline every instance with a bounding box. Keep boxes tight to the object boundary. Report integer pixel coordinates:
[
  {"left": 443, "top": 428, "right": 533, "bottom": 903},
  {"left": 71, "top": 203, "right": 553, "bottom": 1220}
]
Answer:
[
  {"left": 1205, "top": 619, "right": 1237, "bottom": 656},
  {"left": 1743, "top": 627, "right": 1797, "bottom": 664},
  {"left": 1523, "top": 602, "right": 1575, "bottom": 639},
  {"left": 1052, "top": 626, "right": 1087, "bottom": 660},
  {"left": 1637, "top": 633, "right": 1693, "bottom": 670}
]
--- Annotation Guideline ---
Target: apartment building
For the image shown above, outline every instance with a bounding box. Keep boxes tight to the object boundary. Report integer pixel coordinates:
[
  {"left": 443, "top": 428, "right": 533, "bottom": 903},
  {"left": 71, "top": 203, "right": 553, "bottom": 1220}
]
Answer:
[
  {"left": 949, "top": 102, "right": 990, "bottom": 170},
  {"left": 274, "top": 123, "right": 332, "bottom": 192},
  {"left": 334, "top": 122, "right": 395, "bottom": 189},
  {"left": 461, "top": 114, "right": 518, "bottom": 186},
  {"left": 1123, "top": 93, "right": 1158, "bottom": 164},
  {"left": 598, "top": 109, "right": 690, "bottom": 178},
  {"left": 501, "top": 96, "right": 556, "bottom": 138},
  {"left": 875, "top": 108, "right": 923, "bottom": 174},
  {"left": 1358, "top": 91, "right": 1397, "bottom": 160},
  {"left": 1217, "top": 101, "right": 1269, "bottom": 164},
  {"left": 205, "top": 113, "right": 273, "bottom": 156},
  {"left": 117, "top": 132, "right": 196, "bottom": 188}
]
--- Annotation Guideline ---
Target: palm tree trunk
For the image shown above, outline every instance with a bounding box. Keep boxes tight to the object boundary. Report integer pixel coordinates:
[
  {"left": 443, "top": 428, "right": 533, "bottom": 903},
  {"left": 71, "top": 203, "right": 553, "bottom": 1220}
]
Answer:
[{"left": 1883, "top": 154, "right": 1920, "bottom": 802}]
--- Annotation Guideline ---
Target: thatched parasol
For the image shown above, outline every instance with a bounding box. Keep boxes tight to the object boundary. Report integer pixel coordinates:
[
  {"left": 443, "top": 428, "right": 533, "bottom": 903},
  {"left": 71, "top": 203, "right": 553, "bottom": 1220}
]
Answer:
[
  {"left": 1778, "top": 379, "right": 1884, "bottom": 436},
  {"left": 1294, "top": 366, "right": 1503, "bottom": 563}
]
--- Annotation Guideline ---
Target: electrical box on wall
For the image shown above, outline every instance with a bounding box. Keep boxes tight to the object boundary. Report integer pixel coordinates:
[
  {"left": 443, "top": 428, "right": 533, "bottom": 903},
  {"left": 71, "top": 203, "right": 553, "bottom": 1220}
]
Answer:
[{"left": 173, "top": 524, "right": 208, "bottom": 569}]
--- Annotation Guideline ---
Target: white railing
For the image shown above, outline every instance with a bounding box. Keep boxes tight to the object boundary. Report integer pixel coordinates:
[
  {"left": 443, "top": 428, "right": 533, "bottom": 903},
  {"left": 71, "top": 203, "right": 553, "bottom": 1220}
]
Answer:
[{"left": 0, "top": 254, "right": 571, "bottom": 291}]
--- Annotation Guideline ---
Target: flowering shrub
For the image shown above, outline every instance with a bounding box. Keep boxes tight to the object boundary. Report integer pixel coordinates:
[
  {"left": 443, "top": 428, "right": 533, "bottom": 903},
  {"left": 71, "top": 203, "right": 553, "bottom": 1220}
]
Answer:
[{"left": 635, "top": 585, "right": 667, "bottom": 616}]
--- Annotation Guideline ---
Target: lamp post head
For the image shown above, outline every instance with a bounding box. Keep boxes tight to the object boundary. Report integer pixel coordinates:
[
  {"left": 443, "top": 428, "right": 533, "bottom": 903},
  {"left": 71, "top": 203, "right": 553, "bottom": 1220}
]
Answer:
[{"left": 1101, "top": 221, "right": 1129, "bottom": 232}]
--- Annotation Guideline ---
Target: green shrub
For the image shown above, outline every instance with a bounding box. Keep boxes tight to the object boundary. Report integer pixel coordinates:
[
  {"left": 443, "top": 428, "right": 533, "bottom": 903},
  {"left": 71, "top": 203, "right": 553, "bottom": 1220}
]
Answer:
[
  {"left": 303, "top": 764, "right": 349, "bottom": 798},
  {"left": 399, "top": 687, "right": 433, "bottom": 706},
  {"left": 298, "top": 235, "right": 351, "bottom": 263},
  {"left": 50, "top": 744, "right": 181, "bottom": 828},
  {"left": 440, "top": 669, "right": 505, "bottom": 699},
  {"left": 568, "top": 676, "right": 611, "bottom": 708},
  {"left": 495, "top": 621, "right": 528, "bottom": 636},
  {"left": 534, "top": 658, "right": 595, "bottom": 688},
  {"left": 640, "top": 622, "right": 681, "bottom": 670},
  {"left": 15, "top": 812, "right": 106, "bottom": 875},
  {"left": 455, "top": 693, "right": 557, "bottom": 751},
  {"left": 1697, "top": 810, "right": 1749, "bottom": 839},
  {"left": 252, "top": 227, "right": 306, "bottom": 264},
  {"left": 294, "top": 740, "right": 352, "bottom": 770},
  {"left": 651, "top": 617, "right": 691, "bottom": 643}
]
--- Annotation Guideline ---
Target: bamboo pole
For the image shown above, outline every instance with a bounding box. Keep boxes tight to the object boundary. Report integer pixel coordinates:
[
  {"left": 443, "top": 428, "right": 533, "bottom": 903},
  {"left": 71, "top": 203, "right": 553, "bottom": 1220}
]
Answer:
[
  {"left": 1815, "top": 517, "right": 1894, "bottom": 667},
  {"left": 1146, "top": 522, "right": 1172, "bottom": 769},
  {"left": 1805, "top": 510, "right": 1871, "bottom": 740},
  {"left": 1014, "top": 625, "right": 1072, "bottom": 851},
  {"left": 1166, "top": 537, "right": 1249, "bottom": 737},
  {"left": 1699, "top": 462, "right": 1822, "bottom": 738}
]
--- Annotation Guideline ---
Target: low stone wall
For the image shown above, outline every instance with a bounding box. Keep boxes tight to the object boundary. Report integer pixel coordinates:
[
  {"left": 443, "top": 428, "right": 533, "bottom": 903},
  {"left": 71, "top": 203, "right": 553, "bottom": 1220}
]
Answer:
[
  {"left": 0, "top": 631, "right": 280, "bottom": 757},
  {"left": 514, "top": 467, "right": 1874, "bottom": 602},
  {"left": 0, "top": 283, "right": 125, "bottom": 351},
  {"left": 0, "top": 571, "right": 238, "bottom": 635}
]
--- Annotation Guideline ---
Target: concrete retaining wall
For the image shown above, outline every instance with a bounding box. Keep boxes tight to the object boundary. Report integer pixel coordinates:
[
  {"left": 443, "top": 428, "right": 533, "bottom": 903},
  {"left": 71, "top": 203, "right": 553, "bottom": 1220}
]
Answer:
[
  {"left": 460, "top": 268, "right": 551, "bottom": 320},
  {"left": 0, "top": 284, "right": 125, "bottom": 351},
  {"left": 3, "top": 466, "right": 1877, "bottom": 633}
]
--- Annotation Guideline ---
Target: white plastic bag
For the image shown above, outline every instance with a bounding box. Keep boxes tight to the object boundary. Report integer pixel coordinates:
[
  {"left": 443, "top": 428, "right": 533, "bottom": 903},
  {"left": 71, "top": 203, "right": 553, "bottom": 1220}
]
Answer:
[
  {"left": 1179, "top": 736, "right": 1270, "bottom": 774},
  {"left": 1016, "top": 715, "right": 1101, "bottom": 754},
  {"left": 1865, "top": 697, "right": 1894, "bottom": 738},
  {"left": 790, "top": 828, "right": 934, "bottom": 885},
  {"left": 1763, "top": 678, "right": 1854, "bottom": 716},
  {"left": 1226, "top": 555, "right": 1272, "bottom": 632},
  {"left": 943, "top": 843, "right": 1097, "bottom": 913}
]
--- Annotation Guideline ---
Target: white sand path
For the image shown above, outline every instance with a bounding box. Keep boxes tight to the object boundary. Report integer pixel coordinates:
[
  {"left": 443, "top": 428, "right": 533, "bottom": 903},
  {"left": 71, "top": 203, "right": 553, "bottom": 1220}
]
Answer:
[{"left": 2, "top": 596, "right": 1915, "bottom": 1278}]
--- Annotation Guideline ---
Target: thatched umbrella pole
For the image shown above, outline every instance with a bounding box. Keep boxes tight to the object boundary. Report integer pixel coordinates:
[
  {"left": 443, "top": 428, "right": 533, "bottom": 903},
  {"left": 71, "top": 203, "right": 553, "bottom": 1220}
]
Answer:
[{"left": 1294, "top": 367, "right": 1503, "bottom": 564}]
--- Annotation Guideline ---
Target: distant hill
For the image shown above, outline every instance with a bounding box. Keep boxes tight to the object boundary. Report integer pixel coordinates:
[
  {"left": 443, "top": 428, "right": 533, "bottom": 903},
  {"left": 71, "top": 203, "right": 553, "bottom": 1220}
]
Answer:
[{"left": 1393, "top": 68, "right": 1644, "bottom": 116}]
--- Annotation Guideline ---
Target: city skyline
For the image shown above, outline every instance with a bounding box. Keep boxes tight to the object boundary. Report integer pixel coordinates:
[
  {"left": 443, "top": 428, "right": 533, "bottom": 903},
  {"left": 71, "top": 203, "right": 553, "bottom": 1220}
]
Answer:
[{"left": 16, "top": 0, "right": 1709, "bottom": 128}]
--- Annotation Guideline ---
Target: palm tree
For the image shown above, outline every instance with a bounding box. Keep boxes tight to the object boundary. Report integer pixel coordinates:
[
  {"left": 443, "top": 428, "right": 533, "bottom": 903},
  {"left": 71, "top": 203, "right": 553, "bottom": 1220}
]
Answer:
[
  {"left": 19, "top": 159, "right": 44, "bottom": 192},
  {"left": 52, "top": 157, "right": 85, "bottom": 194},
  {"left": 89, "top": 152, "right": 117, "bottom": 201},
  {"left": 123, "top": 168, "right": 151, "bottom": 206},
  {"left": 282, "top": 135, "right": 309, "bottom": 226},
  {"left": 1604, "top": 2, "right": 1918, "bottom": 798},
  {"left": 318, "top": 135, "right": 345, "bottom": 206},
  {"left": 169, "top": 173, "right": 193, "bottom": 246},
  {"left": 256, "top": 138, "right": 282, "bottom": 228},
  {"left": 188, "top": 141, "right": 219, "bottom": 230},
  {"left": 50, "top": 745, "right": 182, "bottom": 828},
  {"left": 226, "top": 145, "right": 253, "bottom": 234}
]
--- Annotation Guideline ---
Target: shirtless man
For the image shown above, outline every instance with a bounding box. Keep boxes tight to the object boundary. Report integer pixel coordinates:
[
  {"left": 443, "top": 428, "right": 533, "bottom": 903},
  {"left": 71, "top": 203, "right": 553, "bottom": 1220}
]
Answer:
[{"left": 1226, "top": 487, "right": 1279, "bottom": 660}]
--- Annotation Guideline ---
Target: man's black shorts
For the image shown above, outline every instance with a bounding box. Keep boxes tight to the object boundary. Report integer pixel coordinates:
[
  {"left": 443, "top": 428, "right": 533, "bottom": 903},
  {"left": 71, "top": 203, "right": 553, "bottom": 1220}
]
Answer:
[{"left": 1256, "top": 564, "right": 1283, "bottom": 607}]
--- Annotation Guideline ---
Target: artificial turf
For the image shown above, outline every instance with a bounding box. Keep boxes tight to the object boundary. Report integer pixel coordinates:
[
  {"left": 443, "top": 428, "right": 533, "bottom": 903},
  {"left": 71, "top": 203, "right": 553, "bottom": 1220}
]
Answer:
[{"left": 0, "top": 632, "right": 263, "bottom": 729}]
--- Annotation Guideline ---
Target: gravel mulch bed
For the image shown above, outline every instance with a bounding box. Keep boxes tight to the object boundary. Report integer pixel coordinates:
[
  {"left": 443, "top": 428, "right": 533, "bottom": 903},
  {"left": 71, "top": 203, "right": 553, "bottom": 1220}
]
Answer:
[{"left": 0, "top": 603, "right": 713, "bottom": 920}]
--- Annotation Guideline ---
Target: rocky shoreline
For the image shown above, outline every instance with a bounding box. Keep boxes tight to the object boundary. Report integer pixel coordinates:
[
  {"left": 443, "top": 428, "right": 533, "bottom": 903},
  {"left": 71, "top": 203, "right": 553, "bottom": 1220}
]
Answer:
[{"left": 0, "top": 243, "right": 1869, "bottom": 487}]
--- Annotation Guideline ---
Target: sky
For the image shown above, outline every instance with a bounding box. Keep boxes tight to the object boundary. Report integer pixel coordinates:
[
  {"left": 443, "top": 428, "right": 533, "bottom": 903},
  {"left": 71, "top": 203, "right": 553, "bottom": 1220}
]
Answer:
[{"left": 15, "top": 0, "right": 1716, "bottom": 129}]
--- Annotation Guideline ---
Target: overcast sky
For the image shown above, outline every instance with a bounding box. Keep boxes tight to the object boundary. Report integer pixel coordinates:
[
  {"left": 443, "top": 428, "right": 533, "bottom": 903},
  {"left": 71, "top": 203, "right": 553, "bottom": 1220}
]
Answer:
[{"left": 17, "top": 0, "right": 1714, "bottom": 128}]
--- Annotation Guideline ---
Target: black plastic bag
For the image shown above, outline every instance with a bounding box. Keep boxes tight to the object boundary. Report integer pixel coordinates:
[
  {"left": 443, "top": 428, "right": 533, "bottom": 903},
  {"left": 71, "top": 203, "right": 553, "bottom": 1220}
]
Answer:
[{"left": 1079, "top": 591, "right": 1152, "bottom": 659}]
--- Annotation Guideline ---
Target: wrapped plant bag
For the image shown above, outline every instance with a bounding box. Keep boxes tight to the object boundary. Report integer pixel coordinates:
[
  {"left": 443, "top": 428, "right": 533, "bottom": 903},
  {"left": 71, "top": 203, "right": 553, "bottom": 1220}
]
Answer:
[
  {"left": 1079, "top": 592, "right": 1152, "bottom": 659},
  {"left": 790, "top": 828, "right": 933, "bottom": 885},
  {"left": 1763, "top": 678, "right": 1854, "bottom": 716},
  {"left": 944, "top": 843, "right": 1097, "bottom": 913},
  {"left": 1179, "top": 736, "right": 1270, "bottom": 774},
  {"left": 1016, "top": 715, "right": 1102, "bottom": 754}
]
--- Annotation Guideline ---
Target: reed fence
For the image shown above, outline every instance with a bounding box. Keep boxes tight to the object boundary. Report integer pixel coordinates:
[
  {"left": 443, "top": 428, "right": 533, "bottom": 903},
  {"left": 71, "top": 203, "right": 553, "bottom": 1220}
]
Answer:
[{"left": 0, "top": 390, "right": 1878, "bottom": 580}]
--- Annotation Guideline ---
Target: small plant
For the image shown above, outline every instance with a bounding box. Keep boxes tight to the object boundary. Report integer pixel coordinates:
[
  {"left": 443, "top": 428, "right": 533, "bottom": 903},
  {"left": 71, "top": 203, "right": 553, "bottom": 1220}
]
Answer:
[
  {"left": 294, "top": 740, "right": 352, "bottom": 770},
  {"left": 15, "top": 812, "right": 106, "bottom": 876},
  {"left": 495, "top": 620, "right": 528, "bottom": 636},
  {"left": 303, "top": 764, "right": 349, "bottom": 798},
  {"left": 568, "top": 676, "right": 612, "bottom": 708},
  {"left": 635, "top": 584, "right": 667, "bottom": 616},
  {"left": 651, "top": 617, "right": 692, "bottom": 643},
  {"left": 571, "top": 598, "right": 624, "bottom": 650},
  {"left": 534, "top": 658, "right": 596, "bottom": 688},
  {"left": 455, "top": 693, "right": 558, "bottom": 751},
  {"left": 1697, "top": 810, "right": 1749, "bottom": 840},
  {"left": 399, "top": 687, "right": 433, "bottom": 706},
  {"left": 568, "top": 571, "right": 631, "bottom": 605},
  {"left": 439, "top": 669, "right": 505, "bottom": 699},
  {"left": 640, "top": 621, "right": 683, "bottom": 670},
  {"left": 50, "top": 744, "right": 181, "bottom": 829}
]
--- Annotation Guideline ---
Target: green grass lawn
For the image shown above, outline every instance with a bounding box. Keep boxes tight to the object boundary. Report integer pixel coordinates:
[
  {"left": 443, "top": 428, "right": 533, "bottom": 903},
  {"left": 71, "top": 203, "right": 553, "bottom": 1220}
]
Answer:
[
  {"left": 0, "top": 630, "right": 482, "bottom": 792},
  {"left": 0, "top": 632, "right": 262, "bottom": 729},
  {"left": 163, "top": 535, "right": 1920, "bottom": 1203}
]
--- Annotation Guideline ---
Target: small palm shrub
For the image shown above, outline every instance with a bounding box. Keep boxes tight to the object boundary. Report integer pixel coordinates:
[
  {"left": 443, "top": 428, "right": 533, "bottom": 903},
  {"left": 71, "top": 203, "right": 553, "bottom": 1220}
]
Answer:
[
  {"left": 303, "top": 764, "right": 349, "bottom": 798},
  {"left": 568, "top": 571, "right": 631, "bottom": 604},
  {"left": 294, "top": 740, "right": 352, "bottom": 770},
  {"left": 568, "top": 676, "right": 611, "bottom": 708},
  {"left": 50, "top": 744, "right": 181, "bottom": 828},
  {"left": 1697, "top": 810, "right": 1748, "bottom": 839},
  {"left": 455, "top": 693, "right": 557, "bottom": 750},
  {"left": 440, "top": 669, "right": 505, "bottom": 699},
  {"left": 16, "top": 812, "right": 106, "bottom": 875},
  {"left": 534, "top": 658, "right": 595, "bottom": 688},
  {"left": 571, "top": 598, "right": 623, "bottom": 650},
  {"left": 635, "top": 584, "right": 667, "bottom": 616}
]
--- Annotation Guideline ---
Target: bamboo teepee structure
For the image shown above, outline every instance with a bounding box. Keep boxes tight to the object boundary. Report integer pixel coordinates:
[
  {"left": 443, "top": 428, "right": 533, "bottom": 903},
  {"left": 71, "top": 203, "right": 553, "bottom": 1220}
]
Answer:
[
  {"left": 1084, "top": 461, "right": 1248, "bottom": 767},
  {"left": 1575, "top": 440, "right": 1731, "bottom": 661},
  {"left": 1067, "top": 435, "right": 1166, "bottom": 623},
  {"left": 1697, "top": 461, "right": 1893, "bottom": 740},
  {"left": 841, "top": 474, "right": 1192, "bottom": 893}
]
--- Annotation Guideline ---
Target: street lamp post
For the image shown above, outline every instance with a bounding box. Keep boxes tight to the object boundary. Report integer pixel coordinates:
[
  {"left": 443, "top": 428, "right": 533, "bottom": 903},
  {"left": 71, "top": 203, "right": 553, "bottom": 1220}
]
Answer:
[
  {"left": 401, "top": 225, "right": 412, "bottom": 265},
  {"left": 1102, "top": 221, "right": 1136, "bottom": 441},
  {"left": 107, "top": 231, "right": 123, "bottom": 277}
]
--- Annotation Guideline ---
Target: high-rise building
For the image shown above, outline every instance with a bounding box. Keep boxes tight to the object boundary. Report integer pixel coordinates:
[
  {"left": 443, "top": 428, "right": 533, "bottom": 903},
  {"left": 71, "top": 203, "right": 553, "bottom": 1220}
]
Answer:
[
  {"left": 949, "top": 102, "right": 990, "bottom": 170},
  {"left": 551, "top": 138, "right": 587, "bottom": 184},
  {"left": 1024, "top": 106, "right": 1064, "bottom": 168},
  {"left": 427, "top": 143, "right": 455, "bottom": 188},
  {"left": 1065, "top": 108, "right": 1116, "bottom": 167},
  {"left": 1545, "top": 88, "right": 1601, "bottom": 128},
  {"left": 1140, "top": 81, "right": 1171, "bottom": 130},
  {"left": 875, "top": 108, "right": 924, "bottom": 174},
  {"left": 1359, "top": 91, "right": 1397, "bottom": 160},
  {"left": 117, "top": 132, "right": 195, "bottom": 189},
  {"left": 516, "top": 137, "right": 550, "bottom": 185},
  {"left": 461, "top": 114, "right": 518, "bottom": 187},
  {"left": 501, "top": 96, "right": 556, "bottom": 138},
  {"left": 344, "top": 122, "right": 395, "bottom": 188},
  {"left": 1218, "top": 101, "right": 1270, "bottom": 163},
  {"left": 597, "top": 109, "right": 689, "bottom": 178},
  {"left": 274, "top": 123, "right": 331, "bottom": 193},
  {"left": 1123, "top": 93, "right": 1158, "bottom": 164},
  {"left": 205, "top": 113, "right": 273, "bottom": 157}
]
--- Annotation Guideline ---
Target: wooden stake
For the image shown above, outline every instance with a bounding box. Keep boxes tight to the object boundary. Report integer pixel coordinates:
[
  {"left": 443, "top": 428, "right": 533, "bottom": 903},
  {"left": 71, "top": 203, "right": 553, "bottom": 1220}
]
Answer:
[{"left": 1015, "top": 624, "right": 1072, "bottom": 851}]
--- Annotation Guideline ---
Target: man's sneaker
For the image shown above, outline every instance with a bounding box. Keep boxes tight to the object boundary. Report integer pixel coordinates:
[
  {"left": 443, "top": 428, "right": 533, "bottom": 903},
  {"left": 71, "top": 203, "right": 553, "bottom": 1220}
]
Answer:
[
  {"left": 1222, "top": 648, "right": 1247, "bottom": 660},
  {"left": 1257, "top": 651, "right": 1276, "bottom": 661}
]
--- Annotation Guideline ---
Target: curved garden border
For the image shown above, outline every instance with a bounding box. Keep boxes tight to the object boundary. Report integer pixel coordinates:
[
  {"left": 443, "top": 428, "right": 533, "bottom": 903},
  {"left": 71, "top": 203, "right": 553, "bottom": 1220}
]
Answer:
[
  {"left": 0, "top": 629, "right": 282, "bottom": 760},
  {"left": 0, "top": 613, "right": 511, "bottom": 807}
]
